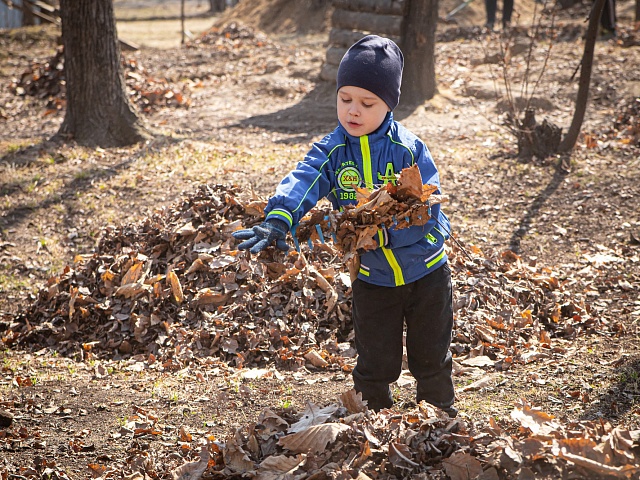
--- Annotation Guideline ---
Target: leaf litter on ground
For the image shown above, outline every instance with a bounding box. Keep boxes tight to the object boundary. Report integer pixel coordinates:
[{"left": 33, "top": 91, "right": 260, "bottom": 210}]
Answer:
[{"left": 1, "top": 170, "right": 639, "bottom": 477}]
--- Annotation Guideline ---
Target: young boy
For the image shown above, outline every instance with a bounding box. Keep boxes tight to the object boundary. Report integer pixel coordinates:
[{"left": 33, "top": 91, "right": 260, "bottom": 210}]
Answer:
[{"left": 233, "top": 35, "right": 456, "bottom": 417}]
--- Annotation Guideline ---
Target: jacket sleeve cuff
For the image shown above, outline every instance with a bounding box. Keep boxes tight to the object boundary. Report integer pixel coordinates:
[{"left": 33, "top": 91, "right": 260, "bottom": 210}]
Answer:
[{"left": 265, "top": 208, "right": 294, "bottom": 231}]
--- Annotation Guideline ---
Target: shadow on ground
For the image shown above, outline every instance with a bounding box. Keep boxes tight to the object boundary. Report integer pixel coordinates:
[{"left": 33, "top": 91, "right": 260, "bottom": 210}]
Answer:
[
  {"left": 508, "top": 159, "right": 569, "bottom": 253},
  {"left": 0, "top": 135, "right": 179, "bottom": 235},
  {"left": 580, "top": 355, "right": 640, "bottom": 424},
  {"left": 233, "top": 81, "right": 436, "bottom": 143}
]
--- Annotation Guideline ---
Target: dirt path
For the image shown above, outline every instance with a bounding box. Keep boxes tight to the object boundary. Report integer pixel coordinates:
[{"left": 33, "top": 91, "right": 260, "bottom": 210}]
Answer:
[{"left": 114, "top": 0, "right": 220, "bottom": 49}]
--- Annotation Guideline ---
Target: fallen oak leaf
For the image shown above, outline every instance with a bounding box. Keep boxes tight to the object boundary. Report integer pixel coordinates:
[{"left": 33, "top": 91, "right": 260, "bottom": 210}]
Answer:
[
  {"left": 171, "top": 447, "right": 210, "bottom": 480},
  {"left": 133, "top": 426, "right": 162, "bottom": 436},
  {"left": 461, "top": 355, "right": 494, "bottom": 367},
  {"left": 278, "top": 423, "right": 350, "bottom": 454},
  {"left": 511, "top": 403, "right": 559, "bottom": 436},
  {"left": 288, "top": 403, "right": 339, "bottom": 433},
  {"left": 68, "top": 286, "right": 79, "bottom": 320},
  {"left": 257, "top": 408, "right": 289, "bottom": 436},
  {"left": 395, "top": 164, "right": 424, "bottom": 200},
  {"left": 256, "top": 454, "right": 306, "bottom": 479},
  {"left": 307, "top": 265, "right": 338, "bottom": 312},
  {"left": 420, "top": 184, "right": 439, "bottom": 202},
  {"left": 303, "top": 349, "right": 329, "bottom": 368},
  {"left": 354, "top": 225, "right": 379, "bottom": 252},
  {"left": 352, "top": 440, "right": 372, "bottom": 469},
  {"left": 339, "top": 388, "right": 368, "bottom": 414},
  {"left": 460, "top": 374, "right": 496, "bottom": 392},
  {"left": 557, "top": 449, "right": 640, "bottom": 478},
  {"left": 121, "top": 260, "right": 146, "bottom": 285},
  {"left": 354, "top": 188, "right": 394, "bottom": 216},
  {"left": 442, "top": 452, "right": 484, "bottom": 480},
  {"left": 389, "top": 441, "right": 419, "bottom": 468},
  {"left": 208, "top": 254, "right": 238, "bottom": 269},
  {"left": 175, "top": 221, "right": 197, "bottom": 236},
  {"left": 13, "top": 376, "right": 34, "bottom": 387},
  {"left": 224, "top": 431, "right": 255, "bottom": 474},
  {"left": 193, "top": 288, "right": 229, "bottom": 307},
  {"left": 354, "top": 185, "right": 373, "bottom": 205},
  {"left": 244, "top": 200, "right": 267, "bottom": 217},
  {"left": 87, "top": 463, "right": 107, "bottom": 477},
  {"left": 167, "top": 270, "right": 184, "bottom": 303},
  {"left": 0, "top": 409, "right": 14, "bottom": 427},
  {"left": 186, "top": 258, "right": 206, "bottom": 274},
  {"left": 344, "top": 251, "right": 361, "bottom": 284},
  {"left": 179, "top": 425, "right": 192, "bottom": 442},
  {"left": 608, "top": 427, "right": 637, "bottom": 462},
  {"left": 122, "top": 473, "right": 145, "bottom": 480},
  {"left": 114, "top": 282, "right": 152, "bottom": 299}
]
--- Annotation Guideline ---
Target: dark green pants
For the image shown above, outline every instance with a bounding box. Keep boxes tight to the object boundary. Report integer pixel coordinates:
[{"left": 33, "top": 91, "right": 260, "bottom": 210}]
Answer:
[{"left": 352, "top": 263, "right": 455, "bottom": 411}]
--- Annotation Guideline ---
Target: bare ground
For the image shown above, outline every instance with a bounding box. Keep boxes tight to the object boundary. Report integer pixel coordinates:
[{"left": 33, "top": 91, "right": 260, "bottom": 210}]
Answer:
[{"left": 1, "top": 0, "right": 640, "bottom": 477}]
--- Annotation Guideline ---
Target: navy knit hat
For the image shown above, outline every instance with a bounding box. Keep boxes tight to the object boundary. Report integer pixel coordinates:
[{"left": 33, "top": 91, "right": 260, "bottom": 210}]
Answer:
[{"left": 336, "top": 35, "right": 404, "bottom": 110}]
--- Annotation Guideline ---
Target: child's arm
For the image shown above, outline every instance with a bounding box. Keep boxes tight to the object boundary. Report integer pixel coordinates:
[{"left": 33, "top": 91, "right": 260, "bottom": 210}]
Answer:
[
  {"left": 264, "top": 142, "right": 334, "bottom": 230},
  {"left": 232, "top": 141, "right": 334, "bottom": 253}
]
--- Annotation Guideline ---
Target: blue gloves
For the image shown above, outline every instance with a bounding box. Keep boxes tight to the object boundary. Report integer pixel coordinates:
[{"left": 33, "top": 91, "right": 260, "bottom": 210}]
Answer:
[{"left": 232, "top": 219, "right": 290, "bottom": 254}]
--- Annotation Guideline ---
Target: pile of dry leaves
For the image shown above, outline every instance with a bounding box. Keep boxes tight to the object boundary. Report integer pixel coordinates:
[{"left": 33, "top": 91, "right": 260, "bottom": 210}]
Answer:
[
  {"left": 1, "top": 184, "right": 351, "bottom": 373},
  {"left": 8, "top": 46, "right": 65, "bottom": 112},
  {"left": 0, "top": 172, "right": 630, "bottom": 370},
  {"left": 9, "top": 47, "right": 190, "bottom": 114},
  {"left": 122, "top": 56, "right": 191, "bottom": 113},
  {"left": 194, "top": 21, "right": 273, "bottom": 48}
]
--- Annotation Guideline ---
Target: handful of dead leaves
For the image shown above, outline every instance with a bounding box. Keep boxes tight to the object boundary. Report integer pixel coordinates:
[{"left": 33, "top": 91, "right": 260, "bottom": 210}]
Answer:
[{"left": 295, "top": 165, "right": 447, "bottom": 281}]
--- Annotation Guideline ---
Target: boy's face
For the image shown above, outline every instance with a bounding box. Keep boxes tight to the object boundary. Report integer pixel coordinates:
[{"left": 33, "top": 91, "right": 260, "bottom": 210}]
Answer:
[{"left": 337, "top": 86, "right": 390, "bottom": 137}]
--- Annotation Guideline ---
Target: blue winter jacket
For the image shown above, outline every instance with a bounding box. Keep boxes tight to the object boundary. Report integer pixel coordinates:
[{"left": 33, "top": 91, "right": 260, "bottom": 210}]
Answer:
[{"left": 265, "top": 112, "right": 450, "bottom": 287}]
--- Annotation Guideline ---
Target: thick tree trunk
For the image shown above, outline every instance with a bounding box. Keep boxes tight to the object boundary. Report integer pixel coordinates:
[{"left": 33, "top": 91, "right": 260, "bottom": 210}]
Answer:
[
  {"left": 57, "top": 0, "right": 150, "bottom": 147},
  {"left": 558, "top": 0, "right": 605, "bottom": 152},
  {"left": 401, "top": 0, "right": 438, "bottom": 104}
]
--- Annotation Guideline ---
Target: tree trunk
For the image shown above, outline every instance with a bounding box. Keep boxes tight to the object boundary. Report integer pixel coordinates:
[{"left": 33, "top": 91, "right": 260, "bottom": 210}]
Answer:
[
  {"left": 400, "top": 0, "right": 438, "bottom": 104},
  {"left": 208, "top": 0, "right": 226, "bottom": 12},
  {"left": 56, "top": 0, "right": 151, "bottom": 147},
  {"left": 558, "top": 0, "right": 605, "bottom": 152},
  {"left": 22, "top": 0, "right": 37, "bottom": 26},
  {"left": 636, "top": 0, "right": 640, "bottom": 25}
]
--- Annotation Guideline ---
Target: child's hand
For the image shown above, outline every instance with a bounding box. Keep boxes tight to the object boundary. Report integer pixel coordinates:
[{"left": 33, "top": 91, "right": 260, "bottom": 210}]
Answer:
[{"left": 232, "top": 219, "right": 289, "bottom": 254}]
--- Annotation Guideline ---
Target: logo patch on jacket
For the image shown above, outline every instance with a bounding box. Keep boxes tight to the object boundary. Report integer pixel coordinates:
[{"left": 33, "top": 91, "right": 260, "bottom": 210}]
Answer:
[
  {"left": 337, "top": 165, "right": 362, "bottom": 201},
  {"left": 377, "top": 162, "right": 397, "bottom": 185}
]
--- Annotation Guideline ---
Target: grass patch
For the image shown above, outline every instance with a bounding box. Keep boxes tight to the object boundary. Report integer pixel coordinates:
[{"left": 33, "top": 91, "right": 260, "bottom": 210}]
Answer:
[{"left": 0, "top": 272, "right": 32, "bottom": 291}]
